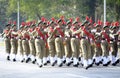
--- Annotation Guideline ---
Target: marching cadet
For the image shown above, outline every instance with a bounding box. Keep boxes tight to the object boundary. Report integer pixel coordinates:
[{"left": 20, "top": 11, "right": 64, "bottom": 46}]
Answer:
[
  {"left": 17, "top": 25, "right": 24, "bottom": 62},
  {"left": 54, "top": 19, "right": 65, "bottom": 67},
  {"left": 47, "top": 20, "right": 56, "bottom": 66},
  {"left": 64, "top": 20, "right": 72, "bottom": 66},
  {"left": 28, "top": 24, "right": 36, "bottom": 64},
  {"left": 22, "top": 25, "right": 30, "bottom": 63},
  {"left": 2, "top": 24, "right": 11, "bottom": 60},
  {"left": 75, "top": 17, "right": 94, "bottom": 69},
  {"left": 34, "top": 20, "right": 46, "bottom": 67},
  {"left": 94, "top": 23, "right": 102, "bottom": 66},
  {"left": 44, "top": 22, "right": 50, "bottom": 63},
  {"left": 115, "top": 23, "right": 120, "bottom": 64},
  {"left": 109, "top": 22, "right": 119, "bottom": 65},
  {"left": 117, "top": 26, "right": 120, "bottom": 64},
  {"left": 42, "top": 22, "right": 49, "bottom": 65},
  {"left": 10, "top": 24, "right": 18, "bottom": 61},
  {"left": 81, "top": 22, "right": 94, "bottom": 69},
  {"left": 88, "top": 18, "right": 95, "bottom": 61},
  {"left": 70, "top": 21, "right": 80, "bottom": 67},
  {"left": 101, "top": 22, "right": 111, "bottom": 66}
]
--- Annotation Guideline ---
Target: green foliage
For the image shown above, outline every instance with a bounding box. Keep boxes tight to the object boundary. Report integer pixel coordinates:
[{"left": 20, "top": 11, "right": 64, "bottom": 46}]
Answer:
[
  {"left": 7, "top": 0, "right": 93, "bottom": 20},
  {"left": 0, "top": 0, "right": 119, "bottom": 31}
]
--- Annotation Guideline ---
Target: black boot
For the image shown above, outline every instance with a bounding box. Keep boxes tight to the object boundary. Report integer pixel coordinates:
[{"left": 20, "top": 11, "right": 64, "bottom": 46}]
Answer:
[
  {"left": 81, "top": 63, "right": 83, "bottom": 66},
  {"left": 58, "top": 63, "right": 63, "bottom": 67},
  {"left": 112, "top": 63, "right": 116, "bottom": 66},
  {"left": 78, "top": 57, "right": 81, "bottom": 61},
  {"left": 32, "top": 59, "right": 36, "bottom": 64},
  {"left": 103, "top": 63, "right": 108, "bottom": 66},
  {"left": 25, "top": 58, "right": 31, "bottom": 63},
  {"left": 95, "top": 62, "right": 100, "bottom": 66},
  {"left": 114, "top": 59, "right": 120, "bottom": 65},
  {"left": 89, "top": 64, "right": 93, "bottom": 67},
  {"left": 47, "top": 60, "right": 50, "bottom": 63},
  {"left": 84, "top": 66, "right": 89, "bottom": 70},
  {"left": 99, "top": 61, "right": 102, "bottom": 64},
  {"left": 7, "top": 56, "right": 10, "bottom": 61},
  {"left": 93, "top": 59, "right": 95, "bottom": 63},
  {"left": 73, "top": 64, "right": 78, "bottom": 67},
  {"left": 51, "top": 62, "right": 56, "bottom": 66},
  {"left": 21, "top": 60, "right": 24, "bottom": 63},
  {"left": 39, "top": 65, "right": 43, "bottom": 68},
  {"left": 13, "top": 58, "right": 16, "bottom": 62},
  {"left": 63, "top": 60, "right": 66, "bottom": 64},
  {"left": 66, "top": 62, "right": 71, "bottom": 66},
  {"left": 107, "top": 61, "right": 111, "bottom": 66},
  {"left": 43, "top": 62, "right": 47, "bottom": 66}
]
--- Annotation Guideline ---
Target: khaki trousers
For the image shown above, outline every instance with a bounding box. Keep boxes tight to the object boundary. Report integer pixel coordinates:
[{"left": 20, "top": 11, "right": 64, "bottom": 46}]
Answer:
[
  {"left": 71, "top": 38, "right": 80, "bottom": 58},
  {"left": 17, "top": 39, "right": 23, "bottom": 55},
  {"left": 110, "top": 41, "right": 118, "bottom": 57},
  {"left": 55, "top": 37, "right": 64, "bottom": 58},
  {"left": 47, "top": 38, "right": 56, "bottom": 57},
  {"left": 45, "top": 42, "right": 49, "bottom": 57},
  {"left": 80, "top": 39, "right": 91, "bottom": 60},
  {"left": 94, "top": 46, "right": 102, "bottom": 57},
  {"left": 35, "top": 39, "right": 45, "bottom": 59},
  {"left": 4, "top": 38, "right": 11, "bottom": 54},
  {"left": 101, "top": 40, "right": 109, "bottom": 57},
  {"left": 29, "top": 39, "right": 36, "bottom": 56},
  {"left": 91, "top": 43, "right": 95, "bottom": 59},
  {"left": 64, "top": 37, "right": 72, "bottom": 58},
  {"left": 10, "top": 38, "right": 17, "bottom": 55},
  {"left": 22, "top": 40, "right": 30, "bottom": 56}
]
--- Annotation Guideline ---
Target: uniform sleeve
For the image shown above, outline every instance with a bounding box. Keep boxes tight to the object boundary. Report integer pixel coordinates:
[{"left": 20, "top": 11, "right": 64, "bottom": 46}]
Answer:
[
  {"left": 32, "top": 30, "right": 37, "bottom": 38},
  {"left": 64, "top": 29, "right": 70, "bottom": 37},
  {"left": 72, "top": 28, "right": 81, "bottom": 35}
]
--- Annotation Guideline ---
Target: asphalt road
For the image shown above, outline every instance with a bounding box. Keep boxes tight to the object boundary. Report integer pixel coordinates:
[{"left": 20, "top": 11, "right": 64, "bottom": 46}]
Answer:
[{"left": 0, "top": 38, "right": 120, "bottom": 78}]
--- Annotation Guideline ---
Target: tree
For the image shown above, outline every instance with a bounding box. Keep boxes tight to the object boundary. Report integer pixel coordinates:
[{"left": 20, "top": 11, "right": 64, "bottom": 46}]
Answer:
[
  {"left": 107, "top": 0, "right": 120, "bottom": 21},
  {"left": 0, "top": 0, "right": 9, "bottom": 32}
]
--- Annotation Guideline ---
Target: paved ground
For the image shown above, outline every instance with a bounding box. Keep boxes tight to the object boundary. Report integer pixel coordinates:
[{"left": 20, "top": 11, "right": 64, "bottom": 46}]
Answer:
[{"left": 0, "top": 38, "right": 120, "bottom": 78}]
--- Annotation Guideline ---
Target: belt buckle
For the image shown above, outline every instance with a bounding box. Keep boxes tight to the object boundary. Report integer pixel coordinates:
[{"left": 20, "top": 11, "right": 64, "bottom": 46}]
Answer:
[
  {"left": 40, "top": 37, "right": 43, "bottom": 40},
  {"left": 101, "top": 40, "right": 105, "bottom": 43},
  {"left": 37, "top": 36, "right": 40, "bottom": 39},
  {"left": 76, "top": 36, "right": 78, "bottom": 38}
]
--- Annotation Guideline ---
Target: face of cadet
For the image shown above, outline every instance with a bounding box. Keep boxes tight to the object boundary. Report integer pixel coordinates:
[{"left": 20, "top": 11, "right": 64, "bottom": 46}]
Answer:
[
  {"left": 84, "top": 23, "right": 88, "bottom": 27},
  {"left": 13, "top": 26, "right": 17, "bottom": 30},
  {"left": 58, "top": 22, "right": 63, "bottom": 26},
  {"left": 38, "top": 23, "right": 42, "bottom": 27},
  {"left": 67, "top": 24, "right": 71, "bottom": 29},
  {"left": 73, "top": 23, "right": 78, "bottom": 27},
  {"left": 6, "top": 26, "right": 10, "bottom": 30},
  {"left": 116, "top": 27, "right": 119, "bottom": 32},
  {"left": 41, "top": 25, "right": 45, "bottom": 29},
  {"left": 97, "top": 27, "right": 101, "bottom": 32},
  {"left": 105, "top": 27, "right": 109, "bottom": 32},
  {"left": 87, "top": 25, "right": 91, "bottom": 29}
]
